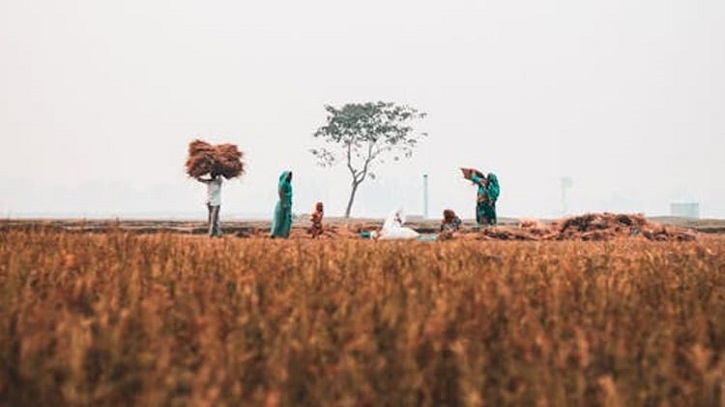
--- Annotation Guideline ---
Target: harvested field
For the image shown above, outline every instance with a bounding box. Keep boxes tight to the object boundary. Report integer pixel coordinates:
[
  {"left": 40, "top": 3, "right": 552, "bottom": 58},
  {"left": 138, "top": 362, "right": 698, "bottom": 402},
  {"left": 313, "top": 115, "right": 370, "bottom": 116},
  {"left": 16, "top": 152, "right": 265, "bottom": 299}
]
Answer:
[
  {"left": 0, "top": 213, "right": 715, "bottom": 240},
  {"left": 1, "top": 228, "right": 724, "bottom": 406}
]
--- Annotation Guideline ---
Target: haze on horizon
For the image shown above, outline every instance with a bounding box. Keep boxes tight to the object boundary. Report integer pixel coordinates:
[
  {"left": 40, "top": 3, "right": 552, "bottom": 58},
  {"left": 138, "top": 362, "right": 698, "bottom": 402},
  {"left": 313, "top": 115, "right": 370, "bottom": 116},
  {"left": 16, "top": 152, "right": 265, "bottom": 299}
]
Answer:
[{"left": 2, "top": 0, "right": 724, "bottom": 220}]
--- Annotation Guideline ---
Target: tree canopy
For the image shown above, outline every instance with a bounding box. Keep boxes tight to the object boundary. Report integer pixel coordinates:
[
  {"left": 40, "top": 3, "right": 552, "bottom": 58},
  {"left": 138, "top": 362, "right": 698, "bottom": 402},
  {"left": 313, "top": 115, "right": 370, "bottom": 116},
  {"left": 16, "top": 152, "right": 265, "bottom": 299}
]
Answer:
[{"left": 311, "top": 101, "right": 427, "bottom": 217}]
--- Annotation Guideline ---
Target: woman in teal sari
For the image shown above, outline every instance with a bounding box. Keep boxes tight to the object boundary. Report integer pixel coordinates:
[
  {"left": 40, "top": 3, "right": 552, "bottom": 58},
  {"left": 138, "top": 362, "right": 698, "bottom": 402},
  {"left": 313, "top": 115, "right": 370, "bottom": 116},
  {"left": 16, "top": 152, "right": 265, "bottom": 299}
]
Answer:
[
  {"left": 471, "top": 170, "right": 500, "bottom": 226},
  {"left": 271, "top": 171, "right": 293, "bottom": 238}
]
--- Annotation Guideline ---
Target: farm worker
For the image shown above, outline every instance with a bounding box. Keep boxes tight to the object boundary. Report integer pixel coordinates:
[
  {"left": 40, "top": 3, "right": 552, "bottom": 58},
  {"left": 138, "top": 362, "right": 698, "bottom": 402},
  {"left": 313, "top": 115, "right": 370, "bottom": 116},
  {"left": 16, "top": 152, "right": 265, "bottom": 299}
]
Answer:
[
  {"left": 198, "top": 171, "right": 223, "bottom": 237},
  {"left": 437, "top": 209, "right": 463, "bottom": 240},
  {"left": 440, "top": 209, "right": 462, "bottom": 233},
  {"left": 271, "top": 170, "right": 293, "bottom": 238},
  {"left": 465, "top": 169, "right": 500, "bottom": 226},
  {"left": 373, "top": 206, "right": 419, "bottom": 240},
  {"left": 308, "top": 202, "right": 324, "bottom": 238}
]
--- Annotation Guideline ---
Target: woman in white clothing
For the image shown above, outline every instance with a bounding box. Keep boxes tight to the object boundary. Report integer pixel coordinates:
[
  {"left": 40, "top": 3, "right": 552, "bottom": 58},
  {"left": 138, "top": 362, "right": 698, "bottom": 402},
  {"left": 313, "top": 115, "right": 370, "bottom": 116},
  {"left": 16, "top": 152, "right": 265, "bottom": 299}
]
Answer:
[{"left": 374, "top": 206, "right": 420, "bottom": 240}]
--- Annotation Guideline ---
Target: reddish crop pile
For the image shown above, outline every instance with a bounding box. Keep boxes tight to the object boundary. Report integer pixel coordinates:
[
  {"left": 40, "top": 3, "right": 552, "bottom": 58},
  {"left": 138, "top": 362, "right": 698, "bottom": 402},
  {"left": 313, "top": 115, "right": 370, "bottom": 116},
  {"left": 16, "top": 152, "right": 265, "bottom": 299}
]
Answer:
[
  {"left": 185, "top": 139, "right": 245, "bottom": 179},
  {"left": 480, "top": 213, "right": 697, "bottom": 242}
]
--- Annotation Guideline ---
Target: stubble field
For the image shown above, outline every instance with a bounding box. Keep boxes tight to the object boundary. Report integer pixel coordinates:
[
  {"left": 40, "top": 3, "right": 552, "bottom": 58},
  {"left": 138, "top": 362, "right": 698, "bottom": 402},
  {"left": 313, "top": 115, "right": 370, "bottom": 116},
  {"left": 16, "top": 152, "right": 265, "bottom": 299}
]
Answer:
[{"left": 1, "top": 230, "right": 723, "bottom": 406}]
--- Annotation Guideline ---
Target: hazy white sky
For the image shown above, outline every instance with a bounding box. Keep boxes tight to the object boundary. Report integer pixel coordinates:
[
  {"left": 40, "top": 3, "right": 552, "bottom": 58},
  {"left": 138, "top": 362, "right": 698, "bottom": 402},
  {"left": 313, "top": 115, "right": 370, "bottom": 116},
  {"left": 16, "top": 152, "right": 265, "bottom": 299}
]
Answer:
[{"left": 1, "top": 0, "right": 724, "bottom": 219}]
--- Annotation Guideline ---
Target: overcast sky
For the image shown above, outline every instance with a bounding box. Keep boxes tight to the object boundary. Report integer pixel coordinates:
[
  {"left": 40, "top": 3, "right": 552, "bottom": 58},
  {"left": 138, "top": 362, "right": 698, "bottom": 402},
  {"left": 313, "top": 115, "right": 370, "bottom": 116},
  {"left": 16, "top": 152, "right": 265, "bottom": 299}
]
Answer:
[{"left": 1, "top": 0, "right": 724, "bottom": 220}]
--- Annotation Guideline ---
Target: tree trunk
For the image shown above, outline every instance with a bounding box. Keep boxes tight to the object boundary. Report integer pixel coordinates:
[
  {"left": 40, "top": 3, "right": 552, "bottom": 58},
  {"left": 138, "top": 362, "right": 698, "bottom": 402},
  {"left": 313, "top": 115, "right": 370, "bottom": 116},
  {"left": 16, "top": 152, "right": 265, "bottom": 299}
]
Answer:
[{"left": 345, "top": 182, "right": 360, "bottom": 218}]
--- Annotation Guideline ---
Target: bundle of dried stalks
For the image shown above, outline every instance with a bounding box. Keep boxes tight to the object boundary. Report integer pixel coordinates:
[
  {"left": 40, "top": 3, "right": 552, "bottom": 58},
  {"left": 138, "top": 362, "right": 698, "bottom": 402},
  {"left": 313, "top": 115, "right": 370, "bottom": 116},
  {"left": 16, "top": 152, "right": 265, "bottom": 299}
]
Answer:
[
  {"left": 519, "top": 219, "right": 547, "bottom": 230},
  {"left": 185, "top": 140, "right": 245, "bottom": 179},
  {"left": 460, "top": 167, "right": 485, "bottom": 181},
  {"left": 556, "top": 213, "right": 648, "bottom": 236}
]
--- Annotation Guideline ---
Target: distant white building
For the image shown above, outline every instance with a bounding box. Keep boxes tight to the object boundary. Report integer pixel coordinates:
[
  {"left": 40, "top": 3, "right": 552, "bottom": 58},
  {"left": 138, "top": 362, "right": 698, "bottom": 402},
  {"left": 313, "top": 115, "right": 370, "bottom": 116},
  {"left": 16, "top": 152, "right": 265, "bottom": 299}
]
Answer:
[{"left": 670, "top": 202, "right": 700, "bottom": 219}]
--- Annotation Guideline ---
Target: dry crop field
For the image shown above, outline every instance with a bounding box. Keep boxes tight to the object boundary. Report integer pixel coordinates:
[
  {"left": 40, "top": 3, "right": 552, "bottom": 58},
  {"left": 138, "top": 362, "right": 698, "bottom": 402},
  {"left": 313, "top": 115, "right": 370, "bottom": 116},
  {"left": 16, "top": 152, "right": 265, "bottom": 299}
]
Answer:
[{"left": 1, "top": 230, "right": 724, "bottom": 406}]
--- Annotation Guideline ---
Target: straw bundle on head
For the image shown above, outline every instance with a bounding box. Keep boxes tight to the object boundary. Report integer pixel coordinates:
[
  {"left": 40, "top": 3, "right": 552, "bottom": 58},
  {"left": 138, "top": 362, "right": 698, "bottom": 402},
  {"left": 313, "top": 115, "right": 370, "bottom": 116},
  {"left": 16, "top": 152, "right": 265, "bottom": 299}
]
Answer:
[
  {"left": 214, "top": 143, "right": 245, "bottom": 179},
  {"left": 185, "top": 139, "right": 246, "bottom": 179},
  {"left": 186, "top": 140, "right": 216, "bottom": 178},
  {"left": 460, "top": 167, "right": 485, "bottom": 180}
]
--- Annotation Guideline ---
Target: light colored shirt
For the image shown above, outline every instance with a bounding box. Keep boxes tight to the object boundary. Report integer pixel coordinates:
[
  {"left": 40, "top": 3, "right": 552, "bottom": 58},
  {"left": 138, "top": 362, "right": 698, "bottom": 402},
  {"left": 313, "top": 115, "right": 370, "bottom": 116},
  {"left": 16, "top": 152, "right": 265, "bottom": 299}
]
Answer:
[{"left": 203, "top": 177, "right": 222, "bottom": 206}]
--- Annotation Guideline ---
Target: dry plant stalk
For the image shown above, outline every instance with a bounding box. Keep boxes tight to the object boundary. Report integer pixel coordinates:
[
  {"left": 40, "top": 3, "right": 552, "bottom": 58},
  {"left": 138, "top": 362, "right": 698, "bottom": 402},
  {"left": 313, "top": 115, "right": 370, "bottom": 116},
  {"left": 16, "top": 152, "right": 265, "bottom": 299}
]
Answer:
[{"left": 0, "top": 229, "right": 723, "bottom": 405}]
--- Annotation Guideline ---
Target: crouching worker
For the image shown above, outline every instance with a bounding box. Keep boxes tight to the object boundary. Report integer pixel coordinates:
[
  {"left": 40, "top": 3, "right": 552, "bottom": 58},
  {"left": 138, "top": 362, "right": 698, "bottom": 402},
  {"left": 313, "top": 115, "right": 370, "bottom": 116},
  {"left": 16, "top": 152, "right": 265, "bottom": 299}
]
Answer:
[
  {"left": 373, "top": 206, "right": 420, "bottom": 240},
  {"left": 438, "top": 209, "right": 462, "bottom": 240},
  {"left": 309, "top": 202, "right": 324, "bottom": 238}
]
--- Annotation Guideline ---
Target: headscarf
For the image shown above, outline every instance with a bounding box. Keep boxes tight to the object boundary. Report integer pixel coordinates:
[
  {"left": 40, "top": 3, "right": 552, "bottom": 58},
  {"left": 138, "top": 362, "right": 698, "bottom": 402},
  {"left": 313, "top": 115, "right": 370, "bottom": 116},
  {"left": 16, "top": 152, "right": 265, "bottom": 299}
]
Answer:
[
  {"left": 383, "top": 206, "right": 405, "bottom": 231},
  {"left": 379, "top": 206, "right": 419, "bottom": 240},
  {"left": 486, "top": 173, "right": 500, "bottom": 201},
  {"left": 443, "top": 209, "right": 458, "bottom": 222},
  {"left": 277, "top": 171, "right": 293, "bottom": 205}
]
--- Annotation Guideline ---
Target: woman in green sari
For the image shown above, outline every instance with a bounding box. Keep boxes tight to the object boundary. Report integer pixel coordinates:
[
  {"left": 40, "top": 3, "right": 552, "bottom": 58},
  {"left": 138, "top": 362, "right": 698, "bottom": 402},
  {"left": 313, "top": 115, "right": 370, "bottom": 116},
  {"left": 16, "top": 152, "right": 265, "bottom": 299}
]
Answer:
[
  {"left": 271, "top": 170, "right": 293, "bottom": 238},
  {"left": 470, "top": 171, "right": 500, "bottom": 226}
]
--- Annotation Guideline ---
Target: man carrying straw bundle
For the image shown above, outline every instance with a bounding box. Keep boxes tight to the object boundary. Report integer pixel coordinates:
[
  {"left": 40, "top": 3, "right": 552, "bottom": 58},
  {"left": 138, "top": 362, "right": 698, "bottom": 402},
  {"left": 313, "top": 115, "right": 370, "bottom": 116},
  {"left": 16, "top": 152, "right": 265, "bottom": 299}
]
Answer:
[
  {"left": 185, "top": 139, "right": 245, "bottom": 238},
  {"left": 198, "top": 172, "right": 223, "bottom": 237}
]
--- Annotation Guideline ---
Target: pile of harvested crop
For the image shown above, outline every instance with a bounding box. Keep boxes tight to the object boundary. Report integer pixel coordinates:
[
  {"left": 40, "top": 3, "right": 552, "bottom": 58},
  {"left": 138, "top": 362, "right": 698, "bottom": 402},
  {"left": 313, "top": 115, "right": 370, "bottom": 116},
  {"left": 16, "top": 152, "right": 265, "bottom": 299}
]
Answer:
[
  {"left": 477, "top": 213, "right": 697, "bottom": 242},
  {"left": 556, "top": 213, "right": 646, "bottom": 236},
  {"left": 185, "top": 139, "right": 245, "bottom": 179}
]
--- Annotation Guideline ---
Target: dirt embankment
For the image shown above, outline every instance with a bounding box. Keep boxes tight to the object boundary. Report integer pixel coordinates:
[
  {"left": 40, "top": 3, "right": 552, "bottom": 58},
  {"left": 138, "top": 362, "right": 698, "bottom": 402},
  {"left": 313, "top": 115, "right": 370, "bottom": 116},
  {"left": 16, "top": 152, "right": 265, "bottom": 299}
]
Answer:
[{"left": 1, "top": 213, "right": 716, "bottom": 241}]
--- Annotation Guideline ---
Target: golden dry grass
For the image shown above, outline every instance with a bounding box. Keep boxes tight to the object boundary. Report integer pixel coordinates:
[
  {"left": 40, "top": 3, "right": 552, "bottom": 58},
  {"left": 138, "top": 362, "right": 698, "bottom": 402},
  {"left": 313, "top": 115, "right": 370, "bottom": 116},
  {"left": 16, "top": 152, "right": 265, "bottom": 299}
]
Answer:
[{"left": 1, "top": 231, "right": 724, "bottom": 406}]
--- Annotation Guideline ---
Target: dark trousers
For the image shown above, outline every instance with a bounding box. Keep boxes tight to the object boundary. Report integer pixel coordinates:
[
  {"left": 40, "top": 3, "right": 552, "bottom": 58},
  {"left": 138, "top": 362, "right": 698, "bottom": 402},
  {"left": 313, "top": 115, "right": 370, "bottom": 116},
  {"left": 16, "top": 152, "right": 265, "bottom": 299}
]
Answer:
[{"left": 207, "top": 204, "right": 222, "bottom": 237}]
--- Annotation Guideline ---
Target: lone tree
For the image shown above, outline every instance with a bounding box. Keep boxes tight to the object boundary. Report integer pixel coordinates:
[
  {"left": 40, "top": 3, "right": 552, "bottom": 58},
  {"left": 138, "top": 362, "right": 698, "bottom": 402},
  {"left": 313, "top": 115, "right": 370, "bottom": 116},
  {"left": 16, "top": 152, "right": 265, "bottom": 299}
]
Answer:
[{"left": 311, "top": 101, "right": 427, "bottom": 218}]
